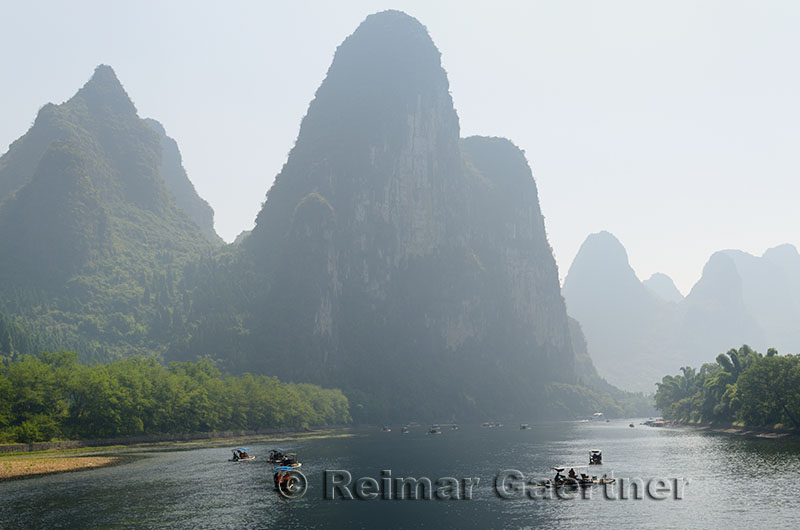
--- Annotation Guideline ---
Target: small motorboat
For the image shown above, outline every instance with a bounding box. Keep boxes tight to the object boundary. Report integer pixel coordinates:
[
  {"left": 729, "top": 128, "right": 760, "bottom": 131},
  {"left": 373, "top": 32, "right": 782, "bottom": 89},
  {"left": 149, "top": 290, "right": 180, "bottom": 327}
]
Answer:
[
  {"left": 229, "top": 448, "right": 255, "bottom": 462},
  {"left": 427, "top": 425, "right": 442, "bottom": 435},
  {"left": 382, "top": 426, "right": 392, "bottom": 432},
  {"left": 278, "top": 452, "right": 302, "bottom": 468},
  {"left": 268, "top": 449, "right": 285, "bottom": 463},
  {"left": 589, "top": 449, "right": 603, "bottom": 465},
  {"left": 538, "top": 477, "right": 595, "bottom": 489},
  {"left": 401, "top": 426, "right": 409, "bottom": 434},
  {"left": 451, "top": 424, "right": 459, "bottom": 431},
  {"left": 629, "top": 423, "right": 635, "bottom": 428},
  {"left": 274, "top": 465, "right": 300, "bottom": 495},
  {"left": 520, "top": 423, "right": 530, "bottom": 430},
  {"left": 541, "top": 466, "right": 615, "bottom": 488}
]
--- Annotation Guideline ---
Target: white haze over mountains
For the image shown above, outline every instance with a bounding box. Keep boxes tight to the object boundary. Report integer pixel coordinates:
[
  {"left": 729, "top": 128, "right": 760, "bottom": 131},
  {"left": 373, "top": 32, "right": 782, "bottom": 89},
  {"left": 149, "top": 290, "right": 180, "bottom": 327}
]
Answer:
[
  {"left": 563, "top": 231, "right": 800, "bottom": 392},
  {"left": 1, "top": 1, "right": 799, "bottom": 294}
]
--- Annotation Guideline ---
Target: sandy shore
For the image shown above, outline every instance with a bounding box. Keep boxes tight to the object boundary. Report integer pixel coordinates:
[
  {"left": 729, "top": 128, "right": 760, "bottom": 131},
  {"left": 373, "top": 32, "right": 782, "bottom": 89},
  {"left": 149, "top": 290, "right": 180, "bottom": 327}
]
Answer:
[
  {"left": 0, "top": 456, "right": 123, "bottom": 481},
  {"left": 0, "top": 427, "right": 352, "bottom": 481}
]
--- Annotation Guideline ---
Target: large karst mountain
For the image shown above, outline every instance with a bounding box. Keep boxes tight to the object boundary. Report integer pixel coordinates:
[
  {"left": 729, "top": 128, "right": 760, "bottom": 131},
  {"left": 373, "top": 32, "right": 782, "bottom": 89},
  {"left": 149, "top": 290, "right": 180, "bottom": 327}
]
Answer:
[
  {"left": 174, "top": 10, "right": 584, "bottom": 419},
  {"left": 563, "top": 231, "right": 800, "bottom": 392},
  {"left": 0, "top": 65, "right": 218, "bottom": 359},
  {"left": 0, "top": 12, "right": 648, "bottom": 421}
]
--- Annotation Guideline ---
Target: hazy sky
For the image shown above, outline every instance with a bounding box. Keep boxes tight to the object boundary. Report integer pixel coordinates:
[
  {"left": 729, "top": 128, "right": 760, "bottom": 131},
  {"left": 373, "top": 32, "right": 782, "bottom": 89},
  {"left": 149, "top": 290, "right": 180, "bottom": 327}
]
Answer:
[{"left": 2, "top": 1, "right": 798, "bottom": 294}]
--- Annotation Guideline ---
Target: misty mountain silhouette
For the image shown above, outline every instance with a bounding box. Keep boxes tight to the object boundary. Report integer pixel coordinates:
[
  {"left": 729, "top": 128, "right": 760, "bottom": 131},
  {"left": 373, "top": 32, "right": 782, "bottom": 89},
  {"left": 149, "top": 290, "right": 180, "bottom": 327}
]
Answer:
[{"left": 564, "top": 231, "right": 800, "bottom": 392}]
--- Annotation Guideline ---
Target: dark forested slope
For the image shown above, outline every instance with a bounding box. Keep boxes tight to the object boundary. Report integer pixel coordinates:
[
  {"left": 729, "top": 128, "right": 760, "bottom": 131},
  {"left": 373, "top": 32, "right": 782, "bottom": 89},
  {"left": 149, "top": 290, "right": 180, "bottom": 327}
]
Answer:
[{"left": 0, "top": 66, "right": 218, "bottom": 360}]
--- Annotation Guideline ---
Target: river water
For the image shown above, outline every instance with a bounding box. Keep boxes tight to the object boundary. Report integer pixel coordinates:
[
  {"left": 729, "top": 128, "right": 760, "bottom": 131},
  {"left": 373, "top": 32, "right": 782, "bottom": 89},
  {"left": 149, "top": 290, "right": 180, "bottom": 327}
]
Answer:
[{"left": 2, "top": 420, "right": 799, "bottom": 529}]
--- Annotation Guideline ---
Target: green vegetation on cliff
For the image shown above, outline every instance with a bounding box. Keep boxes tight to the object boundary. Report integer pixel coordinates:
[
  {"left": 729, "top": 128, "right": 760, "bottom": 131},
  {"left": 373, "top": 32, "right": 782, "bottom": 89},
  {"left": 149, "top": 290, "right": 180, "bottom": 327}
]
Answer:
[
  {"left": 0, "top": 65, "right": 217, "bottom": 361},
  {"left": 0, "top": 14, "right": 647, "bottom": 428}
]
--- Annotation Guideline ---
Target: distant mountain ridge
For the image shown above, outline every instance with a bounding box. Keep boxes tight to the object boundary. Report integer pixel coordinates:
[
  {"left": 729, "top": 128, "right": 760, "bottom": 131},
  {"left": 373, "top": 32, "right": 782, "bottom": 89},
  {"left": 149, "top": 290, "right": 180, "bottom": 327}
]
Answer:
[
  {"left": 562, "top": 232, "right": 670, "bottom": 392},
  {"left": 563, "top": 231, "right": 800, "bottom": 392},
  {"left": 643, "top": 273, "right": 683, "bottom": 303}
]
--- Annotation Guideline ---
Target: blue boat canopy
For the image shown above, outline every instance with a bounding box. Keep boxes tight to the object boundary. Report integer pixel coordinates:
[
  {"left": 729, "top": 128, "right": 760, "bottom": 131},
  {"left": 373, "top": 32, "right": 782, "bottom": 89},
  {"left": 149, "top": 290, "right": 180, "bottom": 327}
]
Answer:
[{"left": 274, "top": 466, "right": 294, "bottom": 471}]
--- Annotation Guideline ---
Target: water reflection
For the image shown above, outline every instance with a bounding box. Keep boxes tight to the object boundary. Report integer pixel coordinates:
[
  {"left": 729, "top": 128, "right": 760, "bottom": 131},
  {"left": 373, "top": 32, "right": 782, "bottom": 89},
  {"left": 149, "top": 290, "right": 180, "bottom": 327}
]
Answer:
[{"left": 2, "top": 422, "right": 800, "bottom": 529}]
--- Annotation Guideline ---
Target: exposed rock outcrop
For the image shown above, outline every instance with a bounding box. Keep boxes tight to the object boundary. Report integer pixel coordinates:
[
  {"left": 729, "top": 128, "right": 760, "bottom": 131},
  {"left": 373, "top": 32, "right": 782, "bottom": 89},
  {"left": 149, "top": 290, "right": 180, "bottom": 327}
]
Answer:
[{"left": 198, "top": 11, "right": 582, "bottom": 419}]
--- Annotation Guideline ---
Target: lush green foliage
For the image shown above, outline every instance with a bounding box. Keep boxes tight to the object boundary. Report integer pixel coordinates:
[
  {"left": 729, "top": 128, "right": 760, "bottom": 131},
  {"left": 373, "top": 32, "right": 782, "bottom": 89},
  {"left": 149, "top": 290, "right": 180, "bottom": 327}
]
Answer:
[
  {"left": 655, "top": 345, "right": 800, "bottom": 429},
  {"left": 0, "top": 352, "right": 350, "bottom": 443},
  {"left": 0, "top": 66, "right": 215, "bottom": 362}
]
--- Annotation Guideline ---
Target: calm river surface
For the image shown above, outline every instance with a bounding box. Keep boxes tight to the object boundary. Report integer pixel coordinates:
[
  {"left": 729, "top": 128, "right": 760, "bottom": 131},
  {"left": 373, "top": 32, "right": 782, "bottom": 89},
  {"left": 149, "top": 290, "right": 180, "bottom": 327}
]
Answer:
[{"left": 2, "top": 420, "right": 800, "bottom": 529}]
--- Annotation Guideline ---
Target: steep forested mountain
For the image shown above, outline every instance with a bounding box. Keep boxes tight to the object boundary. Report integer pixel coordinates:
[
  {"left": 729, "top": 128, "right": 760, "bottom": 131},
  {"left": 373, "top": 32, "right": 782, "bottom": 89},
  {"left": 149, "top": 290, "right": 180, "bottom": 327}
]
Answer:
[
  {"left": 0, "top": 13, "right": 648, "bottom": 424},
  {"left": 0, "top": 65, "right": 218, "bottom": 360},
  {"left": 564, "top": 231, "right": 800, "bottom": 393},
  {"left": 143, "top": 118, "right": 222, "bottom": 246},
  {"left": 172, "top": 10, "right": 594, "bottom": 421}
]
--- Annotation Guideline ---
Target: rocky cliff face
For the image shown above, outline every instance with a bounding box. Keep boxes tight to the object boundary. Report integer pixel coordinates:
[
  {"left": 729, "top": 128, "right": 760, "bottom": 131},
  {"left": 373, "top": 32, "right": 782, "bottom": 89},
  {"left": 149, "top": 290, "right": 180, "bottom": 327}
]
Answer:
[
  {"left": 217, "top": 11, "right": 580, "bottom": 419},
  {"left": 461, "top": 136, "right": 573, "bottom": 374}
]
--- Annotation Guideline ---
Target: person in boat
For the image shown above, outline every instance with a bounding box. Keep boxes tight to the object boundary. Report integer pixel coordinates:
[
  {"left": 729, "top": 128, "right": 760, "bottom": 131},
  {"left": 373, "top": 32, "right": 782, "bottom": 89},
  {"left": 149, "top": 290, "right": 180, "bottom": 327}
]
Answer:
[
  {"left": 554, "top": 469, "right": 564, "bottom": 482},
  {"left": 568, "top": 468, "right": 577, "bottom": 479},
  {"left": 274, "top": 467, "right": 296, "bottom": 494}
]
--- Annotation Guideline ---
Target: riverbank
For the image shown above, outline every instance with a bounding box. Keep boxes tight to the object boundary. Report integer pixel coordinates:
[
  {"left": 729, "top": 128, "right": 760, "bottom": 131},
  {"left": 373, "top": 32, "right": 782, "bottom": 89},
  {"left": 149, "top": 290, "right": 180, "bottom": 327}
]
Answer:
[
  {"left": 0, "top": 426, "right": 351, "bottom": 481},
  {"left": 650, "top": 421, "right": 800, "bottom": 440},
  {"left": 0, "top": 455, "right": 126, "bottom": 481},
  {"left": 0, "top": 424, "right": 350, "bottom": 454}
]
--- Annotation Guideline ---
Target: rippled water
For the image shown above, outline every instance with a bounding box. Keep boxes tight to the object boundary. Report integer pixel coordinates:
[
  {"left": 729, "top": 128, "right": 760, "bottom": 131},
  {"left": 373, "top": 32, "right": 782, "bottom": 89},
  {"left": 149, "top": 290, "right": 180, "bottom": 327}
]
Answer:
[{"left": 2, "top": 420, "right": 800, "bottom": 529}]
